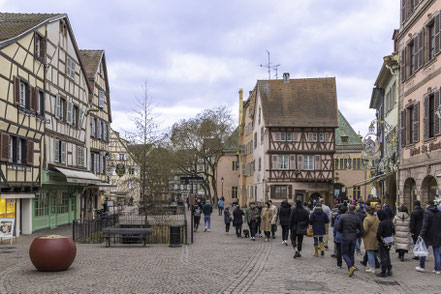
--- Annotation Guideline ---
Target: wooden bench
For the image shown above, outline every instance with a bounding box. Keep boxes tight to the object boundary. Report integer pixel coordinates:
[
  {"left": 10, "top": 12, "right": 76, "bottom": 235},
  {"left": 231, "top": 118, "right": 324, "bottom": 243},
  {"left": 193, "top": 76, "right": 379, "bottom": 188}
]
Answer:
[{"left": 102, "top": 228, "right": 152, "bottom": 247}]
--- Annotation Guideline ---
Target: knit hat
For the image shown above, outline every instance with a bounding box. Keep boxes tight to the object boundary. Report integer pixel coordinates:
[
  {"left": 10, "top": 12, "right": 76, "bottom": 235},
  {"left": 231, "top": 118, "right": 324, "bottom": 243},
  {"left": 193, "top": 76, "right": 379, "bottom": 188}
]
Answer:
[{"left": 414, "top": 200, "right": 421, "bottom": 207}]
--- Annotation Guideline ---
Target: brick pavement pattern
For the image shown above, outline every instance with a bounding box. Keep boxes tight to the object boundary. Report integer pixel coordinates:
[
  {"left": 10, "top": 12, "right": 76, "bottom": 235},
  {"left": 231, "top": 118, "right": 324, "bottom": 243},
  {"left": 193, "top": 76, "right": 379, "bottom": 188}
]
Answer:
[{"left": 0, "top": 212, "right": 440, "bottom": 293}]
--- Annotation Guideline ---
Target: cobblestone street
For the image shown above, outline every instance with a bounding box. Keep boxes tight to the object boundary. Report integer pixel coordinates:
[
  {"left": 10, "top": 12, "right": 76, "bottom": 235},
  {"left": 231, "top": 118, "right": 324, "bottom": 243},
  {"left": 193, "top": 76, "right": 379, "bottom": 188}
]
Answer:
[{"left": 1, "top": 212, "right": 440, "bottom": 294}]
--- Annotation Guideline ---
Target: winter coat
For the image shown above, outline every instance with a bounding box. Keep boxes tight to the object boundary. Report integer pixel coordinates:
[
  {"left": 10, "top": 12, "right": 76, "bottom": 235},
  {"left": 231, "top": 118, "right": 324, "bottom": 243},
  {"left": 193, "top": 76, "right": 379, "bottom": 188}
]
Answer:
[
  {"left": 419, "top": 206, "right": 441, "bottom": 247},
  {"left": 261, "top": 207, "right": 273, "bottom": 232},
  {"left": 309, "top": 207, "right": 329, "bottom": 236},
  {"left": 333, "top": 214, "right": 343, "bottom": 243},
  {"left": 270, "top": 204, "right": 278, "bottom": 225},
  {"left": 202, "top": 203, "right": 212, "bottom": 216},
  {"left": 393, "top": 212, "right": 412, "bottom": 251},
  {"left": 337, "top": 212, "right": 364, "bottom": 241},
  {"left": 322, "top": 204, "right": 332, "bottom": 224},
  {"left": 289, "top": 205, "right": 309, "bottom": 235},
  {"left": 362, "top": 214, "right": 379, "bottom": 250},
  {"left": 410, "top": 206, "right": 424, "bottom": 237},
  {"left": 224, "top": 209, "right": 232, "bottom": 225},
  {"left": 218, "top": 200, "right": 224, "bottom": 208},
  {"left": 245, "top": 207, "right": 260, "bottom": 223},
  {"left": 233, "top": 208, "right": 244, "bottom": 226},
  {"left": 376, "top": 210, "right": 395, "bottom": 243},
  {"left": 356, "top": 210, "right": 367, "bottom": 224},
  {"left": 278, "top": 200, "right": 292, "bottom": 226},
  {"left": 383, "top": 205, "right": 394, "bottom": 220}
]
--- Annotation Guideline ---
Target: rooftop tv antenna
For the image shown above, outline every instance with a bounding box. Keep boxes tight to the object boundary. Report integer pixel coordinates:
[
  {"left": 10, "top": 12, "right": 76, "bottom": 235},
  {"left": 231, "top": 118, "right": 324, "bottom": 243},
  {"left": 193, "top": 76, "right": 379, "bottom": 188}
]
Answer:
[{"left": 259, "top": 50, "right": 280, "bottom": 79}]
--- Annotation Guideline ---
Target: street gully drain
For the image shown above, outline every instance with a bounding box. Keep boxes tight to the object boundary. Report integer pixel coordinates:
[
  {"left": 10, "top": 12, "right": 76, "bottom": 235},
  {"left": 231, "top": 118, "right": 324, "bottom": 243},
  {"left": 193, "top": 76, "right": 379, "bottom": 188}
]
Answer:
[
  {"left": 376, "top": 280, "right": 400, "bottom": 286},
  {"left": 285, "top": 280, "right": 328, "bottom": 291}
]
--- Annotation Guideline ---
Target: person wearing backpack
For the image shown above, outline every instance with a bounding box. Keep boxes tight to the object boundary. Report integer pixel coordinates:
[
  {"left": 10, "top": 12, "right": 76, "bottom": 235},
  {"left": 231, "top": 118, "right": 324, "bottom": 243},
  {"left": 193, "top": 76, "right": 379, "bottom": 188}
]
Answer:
[
  {"left": 218, "top": 197, "right": 225, "bottom": 216},
  {"left": 376, "top": 210, "right": 395, "bottom": 277},
  {"left": 193, "top": 203, "right": 202, "bottom": 232},
  {"left": 202, "top": 200, "right": 213, "bottom": 232}
]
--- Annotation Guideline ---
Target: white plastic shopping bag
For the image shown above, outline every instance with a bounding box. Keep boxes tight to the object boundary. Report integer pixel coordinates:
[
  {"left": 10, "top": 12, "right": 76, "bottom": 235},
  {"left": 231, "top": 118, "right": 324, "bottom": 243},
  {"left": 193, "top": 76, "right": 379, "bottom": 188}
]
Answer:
[{"left": 413, "top": 239, "right": 429, "bottom": 257}]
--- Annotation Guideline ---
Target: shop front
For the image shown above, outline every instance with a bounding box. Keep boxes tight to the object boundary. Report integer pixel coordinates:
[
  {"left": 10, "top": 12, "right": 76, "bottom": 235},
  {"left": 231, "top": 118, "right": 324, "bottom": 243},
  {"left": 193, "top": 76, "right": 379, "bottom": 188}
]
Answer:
[{"left": 0, "top": 193, "right": 34, "bottom": 236}]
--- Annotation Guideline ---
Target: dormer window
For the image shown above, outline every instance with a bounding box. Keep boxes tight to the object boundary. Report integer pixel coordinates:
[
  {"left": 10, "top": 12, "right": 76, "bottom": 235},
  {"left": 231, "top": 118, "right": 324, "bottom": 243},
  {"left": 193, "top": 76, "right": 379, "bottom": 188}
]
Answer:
[
  {"left": 34, "top": 33, "right": 45, "bottom": 61},
  {"left": 341, "top": 135, "right": 349, "bottom": 143}
]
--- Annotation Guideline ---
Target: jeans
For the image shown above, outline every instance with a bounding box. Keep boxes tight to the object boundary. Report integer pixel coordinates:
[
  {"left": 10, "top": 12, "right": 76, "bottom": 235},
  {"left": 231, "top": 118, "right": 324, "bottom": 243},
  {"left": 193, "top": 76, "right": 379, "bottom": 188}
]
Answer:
[
  {"left": 226, "top": 223, "right": 230, "bottom": 232},
  {"left": 291, "top": 233, "right": 304, "bottom": 251},
  {"left": 281, "top": 225, "right": 289, "bottom": 241},
  {"left": 218, "top": 207, "right": 223, "bottom": 216},
  {"left": 341, "top": 239, "right": 356, "bottom": 269},
  {"left": 355, "top": 238, "right": 362, "bottom": 253},
  {"left": 204, "top": 215, "right": 211, "bottom": 229},
  {"left": 235, "top": 224, "right": 242, "bottom": 237},
  {"left": 378, "top": 242, "right": 392, "bottom": 272},
  {"left": 363, "top": 250, "right": 380, "bottom": 267},
  {"left": 420, "top": 246, "right": 441, "bottom": 271},
  {"left": 367, "top": 250, "right": 376, "bottom": 268},
  {"left": 313, "top": 236, "right": 324, "bottom": 246},
  {"left": 249, "top": 220, "right": 257, "bottom": 238},
  {"left": 335, "top": 242, "right": 342, "bottom": 267}
]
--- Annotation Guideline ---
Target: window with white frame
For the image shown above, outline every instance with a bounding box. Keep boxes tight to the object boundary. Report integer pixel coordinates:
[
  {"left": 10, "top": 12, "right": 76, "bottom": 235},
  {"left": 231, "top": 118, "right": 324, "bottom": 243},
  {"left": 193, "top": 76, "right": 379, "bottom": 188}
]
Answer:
[
  {"left": 76, "top": 146, "right": 84, "bottom": 167},
  {"left": 99, "top": 90, "right": 105, "bottom": 108},
  {"left": 66, "top": 57, "right": 75, "bottom": 79},
  {"left": 19, "top": 81, "right": 26, "bottom": 107},
  {"left": 278, "top": 155, "right": 289, "bottom": 169},
  {"left": 304, "top": 155, "right": 314, "bottom": 170},
  {"left": 319, "top": 133, "right": 325, "bottom": 142}
]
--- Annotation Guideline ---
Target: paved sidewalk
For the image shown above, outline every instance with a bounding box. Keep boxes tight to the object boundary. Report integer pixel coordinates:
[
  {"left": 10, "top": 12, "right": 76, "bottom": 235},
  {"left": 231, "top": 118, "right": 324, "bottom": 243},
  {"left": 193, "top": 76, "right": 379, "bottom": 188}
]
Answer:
[{"left": 0, "top": 212, "right": 440, "bottom": 293}]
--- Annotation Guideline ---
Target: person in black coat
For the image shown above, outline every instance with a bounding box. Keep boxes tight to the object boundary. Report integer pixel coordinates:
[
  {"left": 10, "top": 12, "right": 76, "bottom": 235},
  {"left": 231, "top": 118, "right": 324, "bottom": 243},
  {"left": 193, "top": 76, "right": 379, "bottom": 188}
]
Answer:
[
  {"left": 382, "top": 203, "right": 394, "bottom": 220},
  {"left": 309, "top": 203, "right": 329, "bottom": 257},
  {"left": 224, "top": 207, "right": 232, "bottom": 234},
  {"left": 278, "top": 200, "right": 292, "bottom": 245},
  {"left": 416, "top": 202, "right": 441, "bottom": 274},
  {"left": 376, "top": 210, "right": 395, "bottom": 277},
  {"left": 233, "top": 205, "right": 245, "bottom": 238},
  {"left": 410, "top": 200, "right": 424, "bottom": 260},
  {"left": 289, "top": 200, "right": 310, "bottom": 258},
  {"left": 355, "top": 206, "right": 366, "bottom": 254}
]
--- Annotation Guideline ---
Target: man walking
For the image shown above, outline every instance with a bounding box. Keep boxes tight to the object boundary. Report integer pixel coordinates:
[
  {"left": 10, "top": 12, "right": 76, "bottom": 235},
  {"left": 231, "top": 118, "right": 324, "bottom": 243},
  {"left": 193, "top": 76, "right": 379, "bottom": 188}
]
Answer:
[
  {"left": 337, "top": 205, "right": 364, "bottom": 277},
  {"left": 416, "top": 201, "right": 441, "bottom": 274},
  {"left": 269, "top": 200, "right": 278, "bottom": 239},
  {"left": 321, "top": 200, "right": 332, "bottom": 249},
  {"left": 202, "top": 200, "right": 213, "bottom": 232},
  {"left": 218, "top": 197, "right": 225, "bottom": 216},
  {"left": 245, "top": 202, "right": 260, "bottom": 241},
  {"left": 289, "top": 200, "right": 310, "bottom": 258},
  {"left": 410, "top": 200, "right": 424, "bottom": 260}
]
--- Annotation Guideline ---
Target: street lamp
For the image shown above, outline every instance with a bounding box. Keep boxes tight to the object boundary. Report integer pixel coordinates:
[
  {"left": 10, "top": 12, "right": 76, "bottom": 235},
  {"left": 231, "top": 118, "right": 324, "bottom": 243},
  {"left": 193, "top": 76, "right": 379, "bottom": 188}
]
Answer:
[{"left": 221, "top": 177, "right": 224, "bottom": 200}]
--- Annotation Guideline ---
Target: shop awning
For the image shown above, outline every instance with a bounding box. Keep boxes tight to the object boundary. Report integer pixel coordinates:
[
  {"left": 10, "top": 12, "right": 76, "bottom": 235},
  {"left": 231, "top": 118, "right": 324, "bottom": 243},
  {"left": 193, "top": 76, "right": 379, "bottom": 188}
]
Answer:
[
  {"left": 349, "top": 172, "right": 395, "bottom": 189},
  {"left": 0, "top": 193, "right": 35, "bottom": 199},
  {"left": 53, "top": 167, "right": 101, "bottom": 185}
]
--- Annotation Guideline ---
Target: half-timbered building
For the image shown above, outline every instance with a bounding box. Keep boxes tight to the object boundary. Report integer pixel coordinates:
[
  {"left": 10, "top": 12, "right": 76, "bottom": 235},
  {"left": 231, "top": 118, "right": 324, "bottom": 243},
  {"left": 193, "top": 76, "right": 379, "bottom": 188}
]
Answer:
[
  {"left": 0, "top": 13, "right": 49, "bottom": 235},
  {"left": 240, "top": 75, "right": 338, "bottom": 206}
]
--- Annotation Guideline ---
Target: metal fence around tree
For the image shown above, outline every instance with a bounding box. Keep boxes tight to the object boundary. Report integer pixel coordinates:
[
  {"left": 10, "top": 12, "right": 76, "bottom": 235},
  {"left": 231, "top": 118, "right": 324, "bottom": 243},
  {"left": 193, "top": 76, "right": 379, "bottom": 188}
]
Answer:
[{"left": 73, "top": 203, "right": 188, "bottom": 245}]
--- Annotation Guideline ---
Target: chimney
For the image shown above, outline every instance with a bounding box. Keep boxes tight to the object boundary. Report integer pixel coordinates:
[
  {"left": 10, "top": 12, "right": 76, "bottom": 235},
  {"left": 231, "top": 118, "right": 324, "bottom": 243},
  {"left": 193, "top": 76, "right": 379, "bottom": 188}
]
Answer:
[{"left": 283, "top": 72, "right": 290, "bottom": 83}]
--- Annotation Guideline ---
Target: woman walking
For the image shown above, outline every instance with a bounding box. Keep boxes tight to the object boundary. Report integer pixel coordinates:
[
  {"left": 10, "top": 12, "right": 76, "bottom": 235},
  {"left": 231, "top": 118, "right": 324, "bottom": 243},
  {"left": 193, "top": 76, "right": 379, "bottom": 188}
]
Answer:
[
  {"left": 393, "top": 205, "right": 411, "bottom": 261},
  {"left": 376, "top": 210, "right": 395, "bottom": 277},
  {"left": 278, "top": 200, "right": 292, "bottom": 245},
  {"left": 309, "top": 203, "right": 329, "bottom": 257},
  {"left": 290, "top": 200, "right": 309, "bottom": 258},
  {"left": 333, "top": 205, "right": 347, "bottom": 268},
  {"left": 362, "top": 206, "right": 380, "bottom": 273},
  {"left": 233, "top": 205, "right": 245, "bottom": 237},
  {"left": 261, "top": 202, "right": 273, "bottom": 242},
  {"left": 224, "top": 207, "right": 232, "bottom": 234}
]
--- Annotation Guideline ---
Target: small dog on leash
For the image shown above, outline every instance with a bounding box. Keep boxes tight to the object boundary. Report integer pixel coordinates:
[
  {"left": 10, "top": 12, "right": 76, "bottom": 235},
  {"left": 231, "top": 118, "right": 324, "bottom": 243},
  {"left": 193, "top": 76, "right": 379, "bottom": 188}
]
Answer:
[{"left": 243, "top": 229, "right": 250, "bottom": 238}]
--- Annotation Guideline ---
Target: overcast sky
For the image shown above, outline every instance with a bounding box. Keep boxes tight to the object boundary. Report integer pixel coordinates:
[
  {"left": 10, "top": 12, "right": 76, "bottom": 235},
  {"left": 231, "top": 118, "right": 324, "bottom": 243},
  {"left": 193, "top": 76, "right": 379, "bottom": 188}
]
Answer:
[{"left": 1, "top": 0, "right": 400, "bottom": 136}]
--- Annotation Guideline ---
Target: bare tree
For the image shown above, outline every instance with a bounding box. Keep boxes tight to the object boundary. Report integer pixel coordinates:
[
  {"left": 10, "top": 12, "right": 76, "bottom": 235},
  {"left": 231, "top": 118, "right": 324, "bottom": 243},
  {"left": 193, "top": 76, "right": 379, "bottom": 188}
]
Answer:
[{"left": 170, "top": 106, "right": 234, "bottom": 205}]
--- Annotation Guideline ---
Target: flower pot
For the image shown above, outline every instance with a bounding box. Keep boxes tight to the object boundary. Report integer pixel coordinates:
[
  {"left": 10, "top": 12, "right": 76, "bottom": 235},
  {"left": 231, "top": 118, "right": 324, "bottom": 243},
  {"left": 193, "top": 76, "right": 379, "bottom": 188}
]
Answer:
[{"left": 29, "top": 235, "right": 77, "bottom": 271}]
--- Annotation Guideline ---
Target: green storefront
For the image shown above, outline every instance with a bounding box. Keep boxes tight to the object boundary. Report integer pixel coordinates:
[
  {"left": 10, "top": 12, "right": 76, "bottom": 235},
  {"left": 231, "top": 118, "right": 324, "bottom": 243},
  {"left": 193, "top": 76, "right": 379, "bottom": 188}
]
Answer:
[{"left": 32, "top": 170, "right": 86, "bottom": 231}]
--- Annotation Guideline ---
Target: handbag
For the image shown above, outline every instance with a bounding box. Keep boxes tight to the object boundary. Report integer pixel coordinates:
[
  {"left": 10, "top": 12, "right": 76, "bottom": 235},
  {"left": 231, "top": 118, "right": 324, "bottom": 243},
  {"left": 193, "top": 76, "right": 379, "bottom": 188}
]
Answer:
[
  {"left": 306, "top": 227, "right": 313, "bottom": 237},
  {"left": 413, "top": 239, "right": 429, "bottom": 257}
]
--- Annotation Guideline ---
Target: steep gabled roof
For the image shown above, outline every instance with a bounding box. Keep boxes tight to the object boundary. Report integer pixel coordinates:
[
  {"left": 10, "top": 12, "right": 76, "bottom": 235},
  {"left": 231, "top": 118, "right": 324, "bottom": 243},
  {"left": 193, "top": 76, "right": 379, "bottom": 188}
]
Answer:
[
  {"left": 78, "top": 49, "right": 103, "bottom": 79},
  {"left": 0, "top": 13, "right": 63, "bottom": 45},
  {"left": 258, "top": 77, "right": 338, "bottom": 127},
  {"left": 335, "top": 110, "right": 362, "bottom": 151}
]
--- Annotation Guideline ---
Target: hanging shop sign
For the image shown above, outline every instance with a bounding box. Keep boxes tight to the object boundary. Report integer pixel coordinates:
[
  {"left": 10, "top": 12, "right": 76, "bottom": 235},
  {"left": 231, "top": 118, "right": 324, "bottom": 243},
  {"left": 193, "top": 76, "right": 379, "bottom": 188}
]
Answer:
[
  {"left": 410, "top": 140, "right": 441, "bottom": 156},
  {"left": 115, "top": 164, "right": 126, "bottom": 177}
]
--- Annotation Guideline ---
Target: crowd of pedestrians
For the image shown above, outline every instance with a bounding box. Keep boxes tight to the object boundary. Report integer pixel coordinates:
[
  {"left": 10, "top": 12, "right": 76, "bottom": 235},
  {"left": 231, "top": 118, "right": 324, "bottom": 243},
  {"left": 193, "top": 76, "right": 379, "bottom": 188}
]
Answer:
[{"left": 190, "top": 196, "right": 441, "bottom": 278}]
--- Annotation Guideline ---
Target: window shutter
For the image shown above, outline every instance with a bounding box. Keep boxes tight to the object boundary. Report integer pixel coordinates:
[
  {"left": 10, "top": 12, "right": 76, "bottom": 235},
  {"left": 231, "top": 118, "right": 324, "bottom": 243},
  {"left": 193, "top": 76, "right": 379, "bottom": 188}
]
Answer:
[
  {"left": 297, "top": 155, "right": 304, "bottom": 170},
  {"left": 436, "top": 14, "right": 440, "bottom": 55},
  {"left": 314, "top": 155, "right": 321, "bottom": 170},
  {"left": 436, "top": 89, "right": 441, "bottom": 135},
  {"left": 413, "top": 102, "right": 420, "bottom": 143},
  {"left": 61, "top": 141, "right": 66, "bottom": 164},
  {"left": 424, "top": 94, "right": 430, "bottom": 139},
  {"left": 26, "top": 140, "right": 34, "bottom": 165},
  {"left": 0, "top": 133, "right": 10, "bottom": 162},
  {"left": 55, "top": 94, "right": 60, "bottom": 119},
  {"left": 275, "top": 132, "right": 281, "bottom": 141},
  {"left": 289, "top": 155, "right": 296, "bottom": 170},
  {"left": 78, "top": 109, "right": 83, "bottom": 128},
  {"left": 30, "top": 86, "right": 35, "bottom": 112},
  {"left": 401, "top": 0, "right": 406, "bottom": 23},
  {"left": 54, "top": 139, "right": 59, "bottom": 163},
  {"left": 13, "top": 76, "right": 20, "bottom": 105},
  {"left": 418, "top": 29, "right": 424, "bottom": 69},
  {"left": 400, "top": 49, "right": 406, "bottom": 82},
  {"left": 40, "top": 37, "right": 45, "bottom": 58},
  {"left": 66, "top": 101, "right": 73, "bottom": 124},
  {"left": 271, "top": 154, "right": 278, "bottom": 169}
]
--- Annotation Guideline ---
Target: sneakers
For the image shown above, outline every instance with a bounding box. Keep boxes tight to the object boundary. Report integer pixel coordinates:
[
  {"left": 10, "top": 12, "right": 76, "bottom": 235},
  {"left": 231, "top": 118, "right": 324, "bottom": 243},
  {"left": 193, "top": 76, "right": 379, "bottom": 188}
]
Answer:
[
  {"left": 336, "top": 265, "right": 342, "bottom": 269},
  {"left": 348, "top": 266, "right": 356, "bottom": 277},
  {"left": 365, "top": 267, "right": 375, "bottom": 273},
  {"left": 415, "top": 266, "right": 425, "bottom": 272},
  {"left": 432, "top": 270, "right": 441, "bottom": 275},
  {"left": 282, "top": 241, "right": 286, "bottom": 245},
  {"left": 207, "top": 229, "right": 211, "bottom": 232},
  {"left": 204, "top": 227, "right": 207, "bottom": 232},
  {"left": 264, "top": 238, "right": 268, "bottom": 242},
  {"left": 376, "top": 271, "right": 387, "bottom": 278}
]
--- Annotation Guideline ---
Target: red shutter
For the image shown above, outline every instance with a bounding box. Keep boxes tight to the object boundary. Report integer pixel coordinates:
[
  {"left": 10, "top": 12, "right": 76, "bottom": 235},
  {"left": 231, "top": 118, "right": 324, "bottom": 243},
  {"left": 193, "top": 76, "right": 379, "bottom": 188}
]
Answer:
[
  {"left": 26, "top": 140, "right": 34, "bottom": 165},
  {"left": 297, "top": 155, "right": 304, "bottom": 170},
  {"left": 401, "top": 110, "right": 406, "bottom": 147},
  {"left": 314, "top": 155, "right": 321, "bottom": 170},
  {"left": 0, "top": 133, "right": 10, "bottom": 162},
  {"left": 13, "top": 76, "right": 20, "bottom": 105},
  {"left": 289, "top": 155, "right": 296, "bottom": 170},
  {"left": 424, "top": 95, "right": 430, "bottom": 140},
  {"left": 436, "top": 89, "right": 441, "bottom": 135},
  {"left": 413, "top": 102, "right": 420, "bottom": 143}
]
